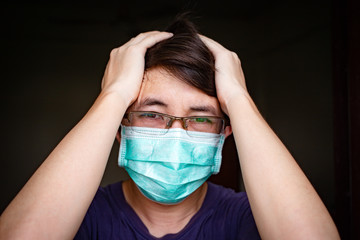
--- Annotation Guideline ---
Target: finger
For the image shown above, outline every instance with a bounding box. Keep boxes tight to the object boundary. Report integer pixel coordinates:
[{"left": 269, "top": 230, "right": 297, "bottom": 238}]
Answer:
[
  {"left": 199, "top": 34, "right": 227, "bottom": 57},
  {"left": 135, "top": 31, "right": 173, "bottom": 51},
  {"left": 126, "top": 31, "right": 157, "bottom": 45},
  {"left": 129, "top": 31, "right": 173, "bottom": 48}
]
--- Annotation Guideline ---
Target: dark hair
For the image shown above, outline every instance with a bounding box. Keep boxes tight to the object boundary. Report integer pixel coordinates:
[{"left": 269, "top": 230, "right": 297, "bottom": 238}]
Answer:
[{"left": 145, "top": 15, "right": 216, "bottom": 97}]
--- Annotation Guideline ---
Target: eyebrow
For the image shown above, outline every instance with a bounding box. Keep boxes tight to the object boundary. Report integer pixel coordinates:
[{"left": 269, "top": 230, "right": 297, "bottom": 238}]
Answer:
[
  {"left": 189, "top": 105, "right": 218, "bottom": 116},
  {"left": 138, "top": 97, "right": 218, "bottom": 116},
  {"left": 139, "top": 97, "right": 168, "bottom": 108}
]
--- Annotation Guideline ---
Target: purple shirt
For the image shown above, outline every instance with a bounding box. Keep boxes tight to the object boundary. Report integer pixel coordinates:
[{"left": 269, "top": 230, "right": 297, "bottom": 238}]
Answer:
[{"left": 74, "top": 181, "right": 260, "bottom": 239}]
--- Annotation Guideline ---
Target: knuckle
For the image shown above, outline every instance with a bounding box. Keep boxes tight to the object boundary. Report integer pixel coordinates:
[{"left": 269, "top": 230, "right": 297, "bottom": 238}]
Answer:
[
  {"left": 126, "top": 45, "right": 140, "bottom": 54},
  {"left": 145, "top": 30, "right": 161, "bottom": 35},
  {"left": 222, "top": 50, "right": 233, "bottom": 59},
  {"left": 153, "top": 30, "right": 162, "bottom": 35},
  {"left": 110, "top": 48, "right": 118, "bottom": 57},
  {"left": 230, "top": 51, "right": 238, "bottom": 58},
  {"left": 146, "top": 34, "right": 157, "bottom": 41},
  {"left": 230, "top": 51, "right": 241, "bottom": 63},
  {"left": 137, "top": 32, "right": 146, "bottom": 38},
  {"left": 127, "top": 45, "right": 138, "bottom": 52}
]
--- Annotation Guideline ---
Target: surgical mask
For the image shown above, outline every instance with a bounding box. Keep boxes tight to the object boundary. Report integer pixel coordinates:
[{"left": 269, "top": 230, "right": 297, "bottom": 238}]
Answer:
[{"left": 118, "top": 125, "right": 225, "bottom": 204}]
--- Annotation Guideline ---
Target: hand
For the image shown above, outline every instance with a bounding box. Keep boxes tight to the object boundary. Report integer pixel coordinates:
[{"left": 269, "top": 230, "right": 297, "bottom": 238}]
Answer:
[
  {"left": 101, "top": 31, "right": 173, "bottom": 106},
  {"left": 199, "top": 35, "right": 248, "bottom": 115}
]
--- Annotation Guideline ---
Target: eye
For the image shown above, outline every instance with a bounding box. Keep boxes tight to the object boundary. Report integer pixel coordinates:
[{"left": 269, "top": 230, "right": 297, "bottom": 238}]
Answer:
[
  {"left": 191, "top": 117, "right": 212, "bottom": 124},
  {"left": 139, "top": 112, "right": 163, "bottom": 120},
  {"left": 140, "top": 113, "right": 155, "bottom": 118}
]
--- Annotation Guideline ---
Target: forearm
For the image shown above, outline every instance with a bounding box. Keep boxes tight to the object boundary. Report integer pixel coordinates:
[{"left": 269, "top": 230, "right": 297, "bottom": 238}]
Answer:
[
  {"left": 228, "top": 93, "right": 339, "bottom": 239},
  {"left": 0, "top": 92, "right": 126, "bottom": 239}
]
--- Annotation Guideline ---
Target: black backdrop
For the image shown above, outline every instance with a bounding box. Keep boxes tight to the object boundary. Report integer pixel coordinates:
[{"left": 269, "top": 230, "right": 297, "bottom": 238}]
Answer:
[{"left": 1, "top": 1, "right": 358, "bottom": 238}]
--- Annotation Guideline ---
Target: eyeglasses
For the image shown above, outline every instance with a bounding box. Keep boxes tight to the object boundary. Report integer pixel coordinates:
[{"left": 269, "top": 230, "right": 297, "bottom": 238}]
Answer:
[{"left": 123, "top": 111, "right": 226, "bottom": 136}]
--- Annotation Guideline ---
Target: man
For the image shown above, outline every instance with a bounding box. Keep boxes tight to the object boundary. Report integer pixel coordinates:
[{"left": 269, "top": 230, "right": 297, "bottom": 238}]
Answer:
[{"left": 0, "top": 16, "right": 339, "bottom": 239}]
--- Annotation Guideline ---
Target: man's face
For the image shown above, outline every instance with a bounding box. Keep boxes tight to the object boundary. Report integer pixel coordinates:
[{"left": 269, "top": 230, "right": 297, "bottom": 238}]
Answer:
[{"left": 118, "top": 68, "right": 230, "bottom": 205}]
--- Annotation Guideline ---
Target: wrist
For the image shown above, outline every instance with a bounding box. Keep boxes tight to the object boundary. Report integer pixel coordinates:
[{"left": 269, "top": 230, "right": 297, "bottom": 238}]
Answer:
[
  {"left": 219, "top": 86, "right": 251, "bottom": 115},
  {"left": 226, "top": 90, "right": 260, "bottom": 120},
  {"left": 99, "top": 85, "right": 134, "bottom": 110}
]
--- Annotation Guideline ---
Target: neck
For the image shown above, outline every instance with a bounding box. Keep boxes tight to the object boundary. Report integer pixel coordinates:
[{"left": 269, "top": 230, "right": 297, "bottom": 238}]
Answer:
[{"left": 122, "top": 179, "right": 208, "bottom": 238}]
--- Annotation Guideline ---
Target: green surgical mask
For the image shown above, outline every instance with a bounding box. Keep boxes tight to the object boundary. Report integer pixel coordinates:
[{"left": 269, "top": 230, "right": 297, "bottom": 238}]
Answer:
[{"left": 118, "top": 125, "right": 225, "bottom": 204}]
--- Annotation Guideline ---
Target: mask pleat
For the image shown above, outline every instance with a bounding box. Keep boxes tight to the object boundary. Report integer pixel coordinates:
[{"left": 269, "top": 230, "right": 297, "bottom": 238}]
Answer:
[{"left": 119, "top": 125, "right": 225, "bottom": 204}]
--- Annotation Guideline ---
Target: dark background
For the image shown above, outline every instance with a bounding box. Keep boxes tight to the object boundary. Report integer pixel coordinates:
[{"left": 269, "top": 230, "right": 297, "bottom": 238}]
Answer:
[{"left": 1, "top": 1, "right": 359, "bottom": 239}]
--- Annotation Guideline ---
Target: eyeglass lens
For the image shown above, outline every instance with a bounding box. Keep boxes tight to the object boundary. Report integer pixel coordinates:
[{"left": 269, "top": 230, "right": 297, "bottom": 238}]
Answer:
[{"left": 126, "top": 112, "right": 224, "bottom": 136}]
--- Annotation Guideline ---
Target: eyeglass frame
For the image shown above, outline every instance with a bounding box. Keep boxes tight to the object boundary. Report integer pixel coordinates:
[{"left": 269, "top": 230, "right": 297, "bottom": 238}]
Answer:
[{"left": 123, "top": 111, "right": 229, "bottom": 134}]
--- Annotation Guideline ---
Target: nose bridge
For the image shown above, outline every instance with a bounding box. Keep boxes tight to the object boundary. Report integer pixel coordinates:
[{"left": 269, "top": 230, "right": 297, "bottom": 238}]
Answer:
[{"left": 168, "top": 117, "right": 186, "bottom": 129}]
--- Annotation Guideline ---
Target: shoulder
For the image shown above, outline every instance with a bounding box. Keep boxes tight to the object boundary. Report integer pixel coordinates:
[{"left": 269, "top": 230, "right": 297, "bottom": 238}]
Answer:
[
  {"left": 82, "top": 181, "right": 123, "bottom": 214},
  {"left": 94, "top": 181, "right": 123, "bottom": 203},
  {"left": 74, "top": 182, "right": 127, "bottom": 239},
  {"left": 204, "top": 182, "right": 261, "bottom": 239},
  {"left": 207, "top": 182, "right": 249, "bottom": 208}
]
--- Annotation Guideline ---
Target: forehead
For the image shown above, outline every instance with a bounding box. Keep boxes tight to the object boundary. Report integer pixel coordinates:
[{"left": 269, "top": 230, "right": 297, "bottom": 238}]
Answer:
[{"left": 130, "top": 67, "right": 222, "bottom": 116}]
